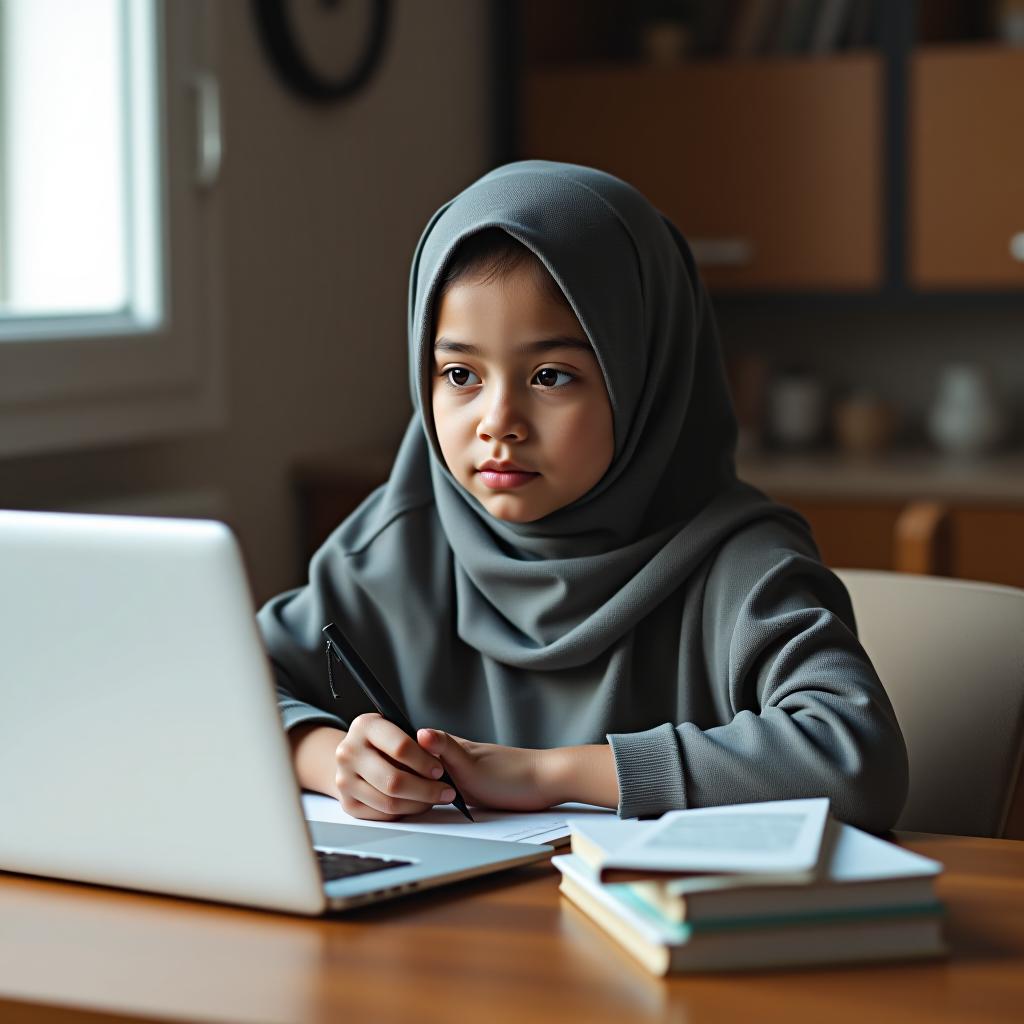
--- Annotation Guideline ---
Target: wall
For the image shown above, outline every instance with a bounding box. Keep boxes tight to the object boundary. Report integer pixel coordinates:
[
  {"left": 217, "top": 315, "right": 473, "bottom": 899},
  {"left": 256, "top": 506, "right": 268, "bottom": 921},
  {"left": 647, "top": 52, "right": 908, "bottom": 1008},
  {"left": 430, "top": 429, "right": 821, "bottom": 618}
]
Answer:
[{"left": 0, "top": 0, "right": 491, "bottom": 604}]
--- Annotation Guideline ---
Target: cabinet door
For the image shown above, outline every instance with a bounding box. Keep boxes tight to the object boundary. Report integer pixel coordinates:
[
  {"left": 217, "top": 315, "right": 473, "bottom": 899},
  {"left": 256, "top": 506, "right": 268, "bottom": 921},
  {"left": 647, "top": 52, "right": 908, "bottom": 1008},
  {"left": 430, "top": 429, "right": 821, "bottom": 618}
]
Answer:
[
  {"left": 952, "top": 508, "right": 1024, "bottom": 587},
  {"left": 910, "top": 47, "right": 1024, "bottom": 289},
  {"left": 774, "top": 497, "right": 902, "bottom": 570},
  {"left": 520, "top": 56, "right": 883, "bottom": 291}
]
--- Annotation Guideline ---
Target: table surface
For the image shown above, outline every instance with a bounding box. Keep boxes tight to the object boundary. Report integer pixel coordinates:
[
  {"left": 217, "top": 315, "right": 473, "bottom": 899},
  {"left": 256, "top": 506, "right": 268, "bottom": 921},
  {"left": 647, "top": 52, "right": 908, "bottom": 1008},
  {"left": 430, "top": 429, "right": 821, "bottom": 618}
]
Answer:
[{"left": 2, "top": 830, "right": 1023, "bottom": 1024}]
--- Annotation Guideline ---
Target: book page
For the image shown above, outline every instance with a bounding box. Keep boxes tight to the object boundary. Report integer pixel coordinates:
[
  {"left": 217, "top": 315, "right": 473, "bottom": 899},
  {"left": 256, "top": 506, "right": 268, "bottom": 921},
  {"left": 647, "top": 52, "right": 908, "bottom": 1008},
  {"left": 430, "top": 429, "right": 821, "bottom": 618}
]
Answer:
[
  {"left": 613, "top": 798, "right": 830, "bottom": 874},
  {"left": 647, "top": 812, "right": 807, "bottom": 852}
]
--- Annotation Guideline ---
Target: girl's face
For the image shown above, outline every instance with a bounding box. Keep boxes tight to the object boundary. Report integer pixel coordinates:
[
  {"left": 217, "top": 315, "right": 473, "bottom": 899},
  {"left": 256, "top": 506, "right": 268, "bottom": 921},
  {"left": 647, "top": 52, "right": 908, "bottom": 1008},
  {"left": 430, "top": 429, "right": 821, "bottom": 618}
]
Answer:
[{"left": 431, "top": 261, "right": 614, "bottom": 524}]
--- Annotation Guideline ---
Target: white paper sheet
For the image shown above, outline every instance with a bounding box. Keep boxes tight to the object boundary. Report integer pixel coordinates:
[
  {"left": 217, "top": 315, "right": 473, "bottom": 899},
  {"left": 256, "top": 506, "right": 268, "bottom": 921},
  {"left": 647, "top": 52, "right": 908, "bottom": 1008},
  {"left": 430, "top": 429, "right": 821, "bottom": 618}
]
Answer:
[{"left": 301, "top": 792, "right": 614, "bottom": 846}]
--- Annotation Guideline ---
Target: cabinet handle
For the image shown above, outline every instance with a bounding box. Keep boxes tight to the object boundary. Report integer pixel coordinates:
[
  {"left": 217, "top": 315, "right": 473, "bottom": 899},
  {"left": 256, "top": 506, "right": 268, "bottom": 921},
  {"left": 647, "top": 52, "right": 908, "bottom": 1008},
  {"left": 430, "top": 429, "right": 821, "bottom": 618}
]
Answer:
[
  {"left": 191, "top": 71, "right": 222, "bottom": 190},
  {"left": 688, "top": 238, "right": 755, "bottom": 268},
  {"left": 1010, "top": 232, "right": 1024, "bottom": 264}
]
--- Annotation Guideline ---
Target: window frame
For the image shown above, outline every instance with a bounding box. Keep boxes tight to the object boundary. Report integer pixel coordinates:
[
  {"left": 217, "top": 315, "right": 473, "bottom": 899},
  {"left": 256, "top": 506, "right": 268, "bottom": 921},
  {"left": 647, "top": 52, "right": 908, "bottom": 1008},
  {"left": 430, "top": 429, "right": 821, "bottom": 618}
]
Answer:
[{"left": 0, "top": 0, "right": 225, "bottom": 458}]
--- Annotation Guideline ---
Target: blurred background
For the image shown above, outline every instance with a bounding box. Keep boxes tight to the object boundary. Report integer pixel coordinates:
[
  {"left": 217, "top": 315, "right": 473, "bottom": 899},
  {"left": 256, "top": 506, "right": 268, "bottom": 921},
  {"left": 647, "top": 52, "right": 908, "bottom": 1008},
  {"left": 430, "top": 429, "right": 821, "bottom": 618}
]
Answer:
[{"left": 0, "top": 0, "right": 1022, "bottom": 603}]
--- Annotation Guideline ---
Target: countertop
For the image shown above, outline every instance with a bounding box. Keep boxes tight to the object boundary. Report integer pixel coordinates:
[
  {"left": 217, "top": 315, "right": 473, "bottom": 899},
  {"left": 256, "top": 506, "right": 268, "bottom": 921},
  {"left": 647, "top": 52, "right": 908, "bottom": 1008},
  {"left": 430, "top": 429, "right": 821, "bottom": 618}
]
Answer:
[{"left": 737, "top": 450, "right": 1024, "bottom": 503}]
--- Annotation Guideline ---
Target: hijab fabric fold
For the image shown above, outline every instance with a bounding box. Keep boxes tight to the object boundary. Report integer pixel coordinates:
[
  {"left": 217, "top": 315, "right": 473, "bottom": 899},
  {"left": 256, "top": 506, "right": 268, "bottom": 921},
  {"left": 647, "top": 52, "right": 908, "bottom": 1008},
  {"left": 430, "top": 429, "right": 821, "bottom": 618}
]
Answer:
[{"left": 371, "top": 159, "right": 799, "bottom": 671}]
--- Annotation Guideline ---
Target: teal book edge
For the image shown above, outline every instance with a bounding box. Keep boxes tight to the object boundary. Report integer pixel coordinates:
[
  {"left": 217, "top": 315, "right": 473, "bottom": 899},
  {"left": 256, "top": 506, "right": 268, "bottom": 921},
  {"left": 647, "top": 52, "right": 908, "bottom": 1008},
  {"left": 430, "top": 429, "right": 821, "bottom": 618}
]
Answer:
[{"left": 609, "top": 882, "right": 946, "bottom": 941}]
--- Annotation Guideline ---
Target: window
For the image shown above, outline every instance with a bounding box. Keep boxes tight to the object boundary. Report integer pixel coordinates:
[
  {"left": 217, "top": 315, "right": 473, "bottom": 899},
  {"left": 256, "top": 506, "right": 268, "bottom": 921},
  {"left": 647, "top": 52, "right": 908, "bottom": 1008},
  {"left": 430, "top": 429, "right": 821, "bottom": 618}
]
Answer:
[{"left": 0, "top": 0, "right": 224, "bottom": 457}]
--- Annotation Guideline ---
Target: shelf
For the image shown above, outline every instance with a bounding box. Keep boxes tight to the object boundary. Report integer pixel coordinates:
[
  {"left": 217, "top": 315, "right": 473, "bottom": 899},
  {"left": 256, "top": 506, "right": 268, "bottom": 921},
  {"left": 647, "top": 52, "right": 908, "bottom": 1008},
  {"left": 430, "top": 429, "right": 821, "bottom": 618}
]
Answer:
[{"left": 523, "top": 49, "right": 884, "bottom": 71}]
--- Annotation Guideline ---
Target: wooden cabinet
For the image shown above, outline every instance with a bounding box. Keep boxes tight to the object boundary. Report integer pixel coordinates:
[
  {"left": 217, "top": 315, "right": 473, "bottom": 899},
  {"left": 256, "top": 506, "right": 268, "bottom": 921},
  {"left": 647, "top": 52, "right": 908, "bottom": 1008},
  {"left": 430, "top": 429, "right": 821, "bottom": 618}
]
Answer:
[
  {"left": 946, "top": 507, "right": 1024, "bottom": 586},
  {"left": 507, "top": 1, "right": 1024, "bottom": 298},
  {"left": 910, "top": 46, "right": 1024, "bottom": 289},
  {"left": 777, "top": 498, "right": 905, "bottom": 571},
  {"left": 520, "top": 56, "right": 884, "bottom": 291},
  {"left": 782, "top": 497, "right": 1024, "bottom": 588},
  {"left": 739, "top": 454, "right": 1024, "bottom": 587}
]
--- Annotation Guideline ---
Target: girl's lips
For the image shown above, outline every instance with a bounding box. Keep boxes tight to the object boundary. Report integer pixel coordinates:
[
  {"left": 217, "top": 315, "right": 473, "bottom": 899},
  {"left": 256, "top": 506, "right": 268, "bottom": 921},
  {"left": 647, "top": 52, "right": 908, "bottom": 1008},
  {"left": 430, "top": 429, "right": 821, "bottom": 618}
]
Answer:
[{"left": 478, "top": 469, "right": 539, "bottom": 490}]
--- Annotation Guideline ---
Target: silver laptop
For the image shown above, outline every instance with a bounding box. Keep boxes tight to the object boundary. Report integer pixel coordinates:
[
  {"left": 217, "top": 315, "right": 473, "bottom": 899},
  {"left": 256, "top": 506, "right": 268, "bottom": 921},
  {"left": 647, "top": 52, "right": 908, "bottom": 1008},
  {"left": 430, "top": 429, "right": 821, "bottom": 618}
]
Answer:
[{"left": 0, "top": 509, "right": 549, "bottom": 914}]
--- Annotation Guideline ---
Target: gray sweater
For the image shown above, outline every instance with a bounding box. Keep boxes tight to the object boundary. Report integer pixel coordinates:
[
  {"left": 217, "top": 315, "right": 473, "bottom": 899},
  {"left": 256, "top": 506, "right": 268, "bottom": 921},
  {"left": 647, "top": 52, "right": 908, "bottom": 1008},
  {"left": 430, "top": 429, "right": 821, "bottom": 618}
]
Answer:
[{"left": 257, "top": 495, "right": 909, "bottom": 834}]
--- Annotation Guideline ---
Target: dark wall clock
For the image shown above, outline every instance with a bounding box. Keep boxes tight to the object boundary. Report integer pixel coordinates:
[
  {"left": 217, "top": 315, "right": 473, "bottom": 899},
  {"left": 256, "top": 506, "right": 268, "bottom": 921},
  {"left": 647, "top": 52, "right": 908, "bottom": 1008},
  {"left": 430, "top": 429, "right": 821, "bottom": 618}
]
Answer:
[{"left": 252, "top": 0, "right": 392, "bottom": 105}]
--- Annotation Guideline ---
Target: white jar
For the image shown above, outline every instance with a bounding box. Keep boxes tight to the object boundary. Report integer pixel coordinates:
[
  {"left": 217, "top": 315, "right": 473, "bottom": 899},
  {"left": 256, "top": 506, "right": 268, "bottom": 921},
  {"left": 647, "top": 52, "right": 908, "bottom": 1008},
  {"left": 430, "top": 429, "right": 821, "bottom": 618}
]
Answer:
[
  {"left": 768, "top": 372, "right": 826, "bottom": 450},
  {"left": 926, "top": 364, "right": 1005, "bottom": 457}
]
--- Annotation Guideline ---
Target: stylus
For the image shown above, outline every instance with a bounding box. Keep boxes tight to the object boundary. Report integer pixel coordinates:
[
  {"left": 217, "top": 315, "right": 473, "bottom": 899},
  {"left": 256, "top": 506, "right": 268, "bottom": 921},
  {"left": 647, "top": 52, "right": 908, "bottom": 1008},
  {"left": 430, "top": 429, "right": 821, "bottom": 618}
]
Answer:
[{"left": 322, "top": 621, "right": 474, "bottom": 822}]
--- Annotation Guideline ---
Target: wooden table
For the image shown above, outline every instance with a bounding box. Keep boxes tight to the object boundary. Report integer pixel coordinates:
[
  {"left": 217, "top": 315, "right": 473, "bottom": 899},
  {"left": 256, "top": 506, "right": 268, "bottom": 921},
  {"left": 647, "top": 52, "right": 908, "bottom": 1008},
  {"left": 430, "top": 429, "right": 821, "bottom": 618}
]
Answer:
[{"left": 2, "top": 831, "right": 1022, "bottom": 1024}]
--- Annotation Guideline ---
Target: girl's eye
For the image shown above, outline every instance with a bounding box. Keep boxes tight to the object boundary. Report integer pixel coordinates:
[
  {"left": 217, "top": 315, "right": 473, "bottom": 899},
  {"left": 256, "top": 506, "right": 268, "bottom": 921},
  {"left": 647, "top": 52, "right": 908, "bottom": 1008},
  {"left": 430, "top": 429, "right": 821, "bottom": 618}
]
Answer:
[
  {"left": 534, "top": 367, "right": 575, "bottom": 389},
  {"left": 440, "top": 366, "right": 575, "bottom": 390},
  {"left": 443, "top": 367, "right": 480, "bottom": 389}
]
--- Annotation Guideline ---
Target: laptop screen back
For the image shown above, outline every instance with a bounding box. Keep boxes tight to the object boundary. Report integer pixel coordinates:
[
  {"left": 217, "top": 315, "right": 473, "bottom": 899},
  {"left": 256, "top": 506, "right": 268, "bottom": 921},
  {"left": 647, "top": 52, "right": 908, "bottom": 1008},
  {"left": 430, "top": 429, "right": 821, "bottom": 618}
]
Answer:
[{"left": 0, "top": 510, "right": 326, "bottom": 914}]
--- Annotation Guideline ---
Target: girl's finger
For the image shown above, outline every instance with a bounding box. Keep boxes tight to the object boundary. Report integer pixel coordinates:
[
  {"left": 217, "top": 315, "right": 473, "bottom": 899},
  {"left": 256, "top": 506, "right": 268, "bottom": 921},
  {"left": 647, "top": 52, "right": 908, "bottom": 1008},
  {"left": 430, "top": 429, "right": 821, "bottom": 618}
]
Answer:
[
  {"left": 364, "top": 716, "right": 444, "bottom": 780},
  {"left": 338, "top": 790, "right": 404, "bottom": 822},
  {"left": 349, "top": 774, "right": 441, "bottom": 818},
  {"left": 357, "top": 752, "right": 454, "bottom": 807}
]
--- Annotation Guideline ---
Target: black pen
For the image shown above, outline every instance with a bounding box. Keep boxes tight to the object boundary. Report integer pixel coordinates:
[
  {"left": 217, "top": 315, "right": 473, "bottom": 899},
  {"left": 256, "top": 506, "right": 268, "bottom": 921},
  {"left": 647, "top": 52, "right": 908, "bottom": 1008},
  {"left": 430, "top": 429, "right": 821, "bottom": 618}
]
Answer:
[{"left": 322, "top": 621, "right": 474, "bottom": 822}]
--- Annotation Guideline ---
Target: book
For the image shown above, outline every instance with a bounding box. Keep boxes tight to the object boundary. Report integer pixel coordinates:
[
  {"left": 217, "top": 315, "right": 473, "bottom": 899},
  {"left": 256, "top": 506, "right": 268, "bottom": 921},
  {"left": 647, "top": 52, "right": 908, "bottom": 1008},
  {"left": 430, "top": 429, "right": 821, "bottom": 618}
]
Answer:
[
  {"left": 808, "top": 0, "right": 852, "bottom": 54},
  {"left": 627, "top": 817, "right": 944, "bottom": 924},
  {"left": 844, "top": 0, "right": 875, "bottom": 48},
  {"left": 569, "top": 797, "right": 830, "bottom": 883},
  {"left": 727, "top": 0, "right": 778, "bottom": 57},
  {"left": 690, "top": 0, "right": 739, "bottom": 58},
  {"left": 773, "top": 0, "right": 820, "bottom": 53},
  {"left": 554, "top": 854, "right": 948, "bottom": 976}
]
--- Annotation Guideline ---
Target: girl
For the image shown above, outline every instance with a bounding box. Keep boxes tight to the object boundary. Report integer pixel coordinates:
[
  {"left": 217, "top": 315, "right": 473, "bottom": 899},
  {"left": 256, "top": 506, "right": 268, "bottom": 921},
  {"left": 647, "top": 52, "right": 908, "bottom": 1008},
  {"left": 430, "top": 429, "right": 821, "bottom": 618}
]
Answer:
[{"left": 259, "top": 160, "right": 909, "bottom": 832}]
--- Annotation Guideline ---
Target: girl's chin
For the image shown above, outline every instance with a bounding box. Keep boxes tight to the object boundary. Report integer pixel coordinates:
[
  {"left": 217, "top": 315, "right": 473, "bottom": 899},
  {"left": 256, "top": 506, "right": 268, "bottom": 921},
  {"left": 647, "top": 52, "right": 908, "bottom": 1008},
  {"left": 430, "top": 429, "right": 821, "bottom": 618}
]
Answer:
[{"left": 479, "top": 493, "right": 550, "bottom": 524}]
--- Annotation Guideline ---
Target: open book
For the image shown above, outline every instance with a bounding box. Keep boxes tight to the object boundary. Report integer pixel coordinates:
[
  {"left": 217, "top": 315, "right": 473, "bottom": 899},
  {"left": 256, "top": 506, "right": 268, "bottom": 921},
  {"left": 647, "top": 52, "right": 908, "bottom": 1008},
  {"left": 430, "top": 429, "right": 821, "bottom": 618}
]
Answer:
[
  {"left": 627, "top": 816, "right": 945, "bottom": 924},
  {"left": 569, "top": 797, "right": 831, "bottom": 882}
]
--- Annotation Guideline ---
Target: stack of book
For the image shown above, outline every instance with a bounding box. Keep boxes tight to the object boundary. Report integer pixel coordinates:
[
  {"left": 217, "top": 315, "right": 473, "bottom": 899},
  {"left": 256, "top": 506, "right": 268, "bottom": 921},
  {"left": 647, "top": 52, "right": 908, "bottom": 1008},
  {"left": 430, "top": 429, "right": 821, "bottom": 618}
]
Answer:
[
  {"left": 555, "top": 798, "right": 947, "bottom": 976},
  {"left": 685, "top": 0, "right": 876, "bottom": 58}
]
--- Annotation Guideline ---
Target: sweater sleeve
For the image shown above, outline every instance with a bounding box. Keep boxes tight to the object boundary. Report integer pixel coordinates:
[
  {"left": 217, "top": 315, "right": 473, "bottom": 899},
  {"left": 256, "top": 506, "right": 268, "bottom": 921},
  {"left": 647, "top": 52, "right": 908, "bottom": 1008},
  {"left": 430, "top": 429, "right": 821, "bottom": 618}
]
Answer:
[
  {"left": 256, "top": 518, "right": 391, "bottom": 737},
  {"left": 607, "top": 521, "right": 910, "bottom": 834},
  {"left": 259, "top": 583, "right": 350, "bottom": 735}
]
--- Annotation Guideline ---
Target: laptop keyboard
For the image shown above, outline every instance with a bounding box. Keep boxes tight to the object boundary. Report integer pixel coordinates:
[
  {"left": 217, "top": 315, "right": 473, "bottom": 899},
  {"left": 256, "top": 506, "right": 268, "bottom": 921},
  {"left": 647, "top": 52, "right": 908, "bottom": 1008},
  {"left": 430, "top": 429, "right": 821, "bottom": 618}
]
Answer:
[{"left": 314, "top": 847, "right": 414, "bottom": 882}]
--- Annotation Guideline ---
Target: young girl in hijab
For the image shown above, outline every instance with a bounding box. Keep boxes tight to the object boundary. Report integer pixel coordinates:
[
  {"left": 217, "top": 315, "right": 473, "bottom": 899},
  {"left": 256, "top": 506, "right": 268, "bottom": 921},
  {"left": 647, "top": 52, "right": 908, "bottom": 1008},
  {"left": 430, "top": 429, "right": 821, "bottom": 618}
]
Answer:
[{"left": 258, "top": 160, "right": 909, "bottom": 833}]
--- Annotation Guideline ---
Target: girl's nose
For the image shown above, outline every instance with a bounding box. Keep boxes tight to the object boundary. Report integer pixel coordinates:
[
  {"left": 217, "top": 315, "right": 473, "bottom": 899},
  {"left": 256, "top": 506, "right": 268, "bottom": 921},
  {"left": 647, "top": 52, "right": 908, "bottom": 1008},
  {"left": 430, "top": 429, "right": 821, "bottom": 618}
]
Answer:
[{"left": 477, "top": 389, "right": 528, "bottom": 443}]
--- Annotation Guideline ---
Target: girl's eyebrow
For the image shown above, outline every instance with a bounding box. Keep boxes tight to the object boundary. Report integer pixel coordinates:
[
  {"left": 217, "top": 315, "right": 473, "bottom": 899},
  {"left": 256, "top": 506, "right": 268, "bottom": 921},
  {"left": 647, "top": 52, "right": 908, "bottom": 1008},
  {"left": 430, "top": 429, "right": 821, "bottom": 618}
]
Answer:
[{"left": 434, "top": 336, "right": 593, "bottom": 356}]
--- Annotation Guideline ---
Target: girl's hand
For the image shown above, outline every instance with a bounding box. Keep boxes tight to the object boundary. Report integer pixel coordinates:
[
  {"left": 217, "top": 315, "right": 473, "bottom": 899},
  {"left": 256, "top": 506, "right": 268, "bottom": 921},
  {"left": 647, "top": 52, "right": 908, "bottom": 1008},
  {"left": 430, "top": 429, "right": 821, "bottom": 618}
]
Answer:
[
  {"left": 415, "top": 729, "right": 556, "bottom": 812},
  {"left": 335, "top": 713, "right": 458, "bottom": 821}
]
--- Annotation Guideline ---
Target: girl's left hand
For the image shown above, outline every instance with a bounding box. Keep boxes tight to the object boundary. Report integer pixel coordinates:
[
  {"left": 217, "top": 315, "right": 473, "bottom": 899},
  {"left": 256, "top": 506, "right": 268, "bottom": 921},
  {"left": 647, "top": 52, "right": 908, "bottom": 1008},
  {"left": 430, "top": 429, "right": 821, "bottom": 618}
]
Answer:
[{"left": 415, "top": 729, "right": 555, "bottom": 812}]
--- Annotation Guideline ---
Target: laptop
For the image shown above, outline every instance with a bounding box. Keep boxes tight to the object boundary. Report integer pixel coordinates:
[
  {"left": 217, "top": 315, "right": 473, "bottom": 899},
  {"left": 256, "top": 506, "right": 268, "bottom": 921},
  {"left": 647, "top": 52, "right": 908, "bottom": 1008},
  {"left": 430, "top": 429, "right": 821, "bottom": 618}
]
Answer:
[{"left": 0, "top": 509, "right": 550, "bottom": 914}]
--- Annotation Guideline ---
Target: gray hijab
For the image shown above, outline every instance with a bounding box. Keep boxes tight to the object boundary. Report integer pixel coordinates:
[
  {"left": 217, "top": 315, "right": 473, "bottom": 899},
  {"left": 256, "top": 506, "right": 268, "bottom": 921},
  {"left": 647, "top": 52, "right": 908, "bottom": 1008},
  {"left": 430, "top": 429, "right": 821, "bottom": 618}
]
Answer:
[
  {"left": 387, "top": 159, "right": 799, "bottom": 671},
  {"left": 258, "top": 163, "right": 902, "bottom": 816}
]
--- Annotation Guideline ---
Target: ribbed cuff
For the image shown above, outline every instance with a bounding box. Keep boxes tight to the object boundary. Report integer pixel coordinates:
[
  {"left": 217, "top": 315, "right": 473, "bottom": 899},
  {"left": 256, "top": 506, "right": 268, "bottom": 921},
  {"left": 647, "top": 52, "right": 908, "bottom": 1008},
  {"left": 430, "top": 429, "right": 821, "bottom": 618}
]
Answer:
[
  {"left": 606, "top": 722, "right": 687, "bottom": 819},
  {"left": 279, "top": 699, "right": 347, "bottom": 735}
]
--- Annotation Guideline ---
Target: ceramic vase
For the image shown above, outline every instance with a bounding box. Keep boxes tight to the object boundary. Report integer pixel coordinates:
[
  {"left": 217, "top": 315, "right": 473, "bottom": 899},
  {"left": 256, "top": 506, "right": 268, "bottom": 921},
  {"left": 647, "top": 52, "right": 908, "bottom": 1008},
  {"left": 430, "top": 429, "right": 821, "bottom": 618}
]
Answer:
[{"left": 926, "top": 364, "right": 1005, "bottom": 457}]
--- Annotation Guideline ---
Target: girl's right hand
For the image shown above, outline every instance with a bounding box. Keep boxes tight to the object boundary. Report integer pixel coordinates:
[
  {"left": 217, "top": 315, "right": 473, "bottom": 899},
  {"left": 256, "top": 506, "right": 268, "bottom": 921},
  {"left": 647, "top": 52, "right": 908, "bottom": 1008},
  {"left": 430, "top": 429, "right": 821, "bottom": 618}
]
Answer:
[{"left": 335, "top": 712, "right": 456, "bottom": 821}]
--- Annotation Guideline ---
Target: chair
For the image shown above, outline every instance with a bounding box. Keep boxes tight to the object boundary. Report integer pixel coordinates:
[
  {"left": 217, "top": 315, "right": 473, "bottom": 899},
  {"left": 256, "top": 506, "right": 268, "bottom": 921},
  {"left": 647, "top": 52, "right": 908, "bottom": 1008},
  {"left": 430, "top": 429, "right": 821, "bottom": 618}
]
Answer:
[
  {"left": 835, "top": 569, "right": 1024, "bottom": 840},
  {"left": 893, "top": 500, "right": 952, "bottom": 576}
]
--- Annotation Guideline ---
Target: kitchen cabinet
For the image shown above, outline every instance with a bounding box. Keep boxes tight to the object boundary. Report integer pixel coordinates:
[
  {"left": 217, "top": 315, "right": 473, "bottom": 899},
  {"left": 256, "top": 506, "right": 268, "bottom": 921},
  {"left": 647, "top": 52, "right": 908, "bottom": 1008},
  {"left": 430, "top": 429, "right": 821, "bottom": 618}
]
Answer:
[
  {"left": 506, "top": 3, "right": 1024, "bottom": 298},
  {"left": 909, "top": 46, "right": 1024, "bottom": 289},
  {"left": 521, "top": 56, "right": 883, "bottom": 291},
  {"left": 739, "top": 453, "right": 1024, "bottom": 588}
]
